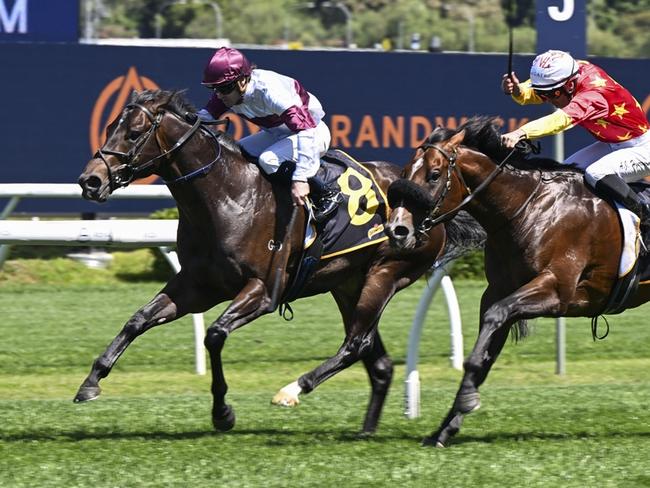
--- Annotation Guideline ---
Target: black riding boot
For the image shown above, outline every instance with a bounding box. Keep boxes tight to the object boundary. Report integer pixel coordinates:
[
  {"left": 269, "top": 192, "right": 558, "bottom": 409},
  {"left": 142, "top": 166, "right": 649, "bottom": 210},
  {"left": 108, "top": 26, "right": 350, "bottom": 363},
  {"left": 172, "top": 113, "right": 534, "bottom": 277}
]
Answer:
[
  {"left": 308, "top": 176, "right": 342, "bottom": 223},
  {"left": 593, "top": 174, "right": 650, "bottom": 221}
]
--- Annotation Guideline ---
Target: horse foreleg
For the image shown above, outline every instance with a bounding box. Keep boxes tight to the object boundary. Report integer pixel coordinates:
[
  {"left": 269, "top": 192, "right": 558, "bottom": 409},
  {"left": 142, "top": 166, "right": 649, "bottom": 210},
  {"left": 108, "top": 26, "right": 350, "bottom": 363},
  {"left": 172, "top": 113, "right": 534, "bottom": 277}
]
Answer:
[
  {"left": 204, "top": 278, "right": 273, "bottom": 432},
  {"left": 428, "top": 273, "right": 562, "bottom": 447},
  {"left": 73, "top": 292, "right": 181, "bottom": 403},
  {"left": 423, "top": 324, "right": 510, "bottom": 448}
]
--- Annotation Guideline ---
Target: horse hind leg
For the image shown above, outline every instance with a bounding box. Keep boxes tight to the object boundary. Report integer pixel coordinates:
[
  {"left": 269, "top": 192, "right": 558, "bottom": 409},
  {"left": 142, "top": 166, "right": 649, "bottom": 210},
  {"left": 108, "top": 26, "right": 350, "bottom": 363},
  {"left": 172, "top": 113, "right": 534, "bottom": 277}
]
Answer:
[
  {"left": 270, "top": 331, "right": 393, "bottom": 425},
  {"left": 359, "top": 333, "right": 393, "bottom": 435},
  {"left": 272, "top": 282, "right": 396, "bottom": 436},
  {"left": 73, "top": 292, "right": 182, "bottom": 403},
  {"left": 272, "top": 286, "right": 365, "bottom": 408}
]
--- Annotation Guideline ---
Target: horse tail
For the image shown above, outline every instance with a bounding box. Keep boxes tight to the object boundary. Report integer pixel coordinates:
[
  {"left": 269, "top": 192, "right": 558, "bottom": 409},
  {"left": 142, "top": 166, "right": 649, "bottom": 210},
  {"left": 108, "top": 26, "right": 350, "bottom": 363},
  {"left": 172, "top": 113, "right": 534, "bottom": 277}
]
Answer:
[
  {"left": 510, "top": 320, "right": 530, "bottom": 342},
  {"left": 434, "top": 210, "right": 486, "bottom": 269}
]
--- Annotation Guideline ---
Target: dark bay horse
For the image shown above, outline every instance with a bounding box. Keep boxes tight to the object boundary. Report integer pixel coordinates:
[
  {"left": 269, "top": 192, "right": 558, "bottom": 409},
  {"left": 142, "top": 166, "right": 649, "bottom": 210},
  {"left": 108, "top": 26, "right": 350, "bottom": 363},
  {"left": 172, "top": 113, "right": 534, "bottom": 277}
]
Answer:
[
  {"left": 385, "top": 115, "right": 650, "bottom": 447},
  {"left": 76, "top": 90, "right": 484, "bottom": 435}
]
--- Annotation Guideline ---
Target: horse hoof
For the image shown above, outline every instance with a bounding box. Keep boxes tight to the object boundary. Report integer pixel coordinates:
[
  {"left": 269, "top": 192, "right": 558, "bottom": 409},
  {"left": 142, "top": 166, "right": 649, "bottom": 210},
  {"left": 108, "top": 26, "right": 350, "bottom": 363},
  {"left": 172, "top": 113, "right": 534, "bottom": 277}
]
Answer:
[
  {"left": 73, "top": 386, "right": 101, "bottom": 403},
  {"left": 271, "top": 391, "right": 299, "bottom": 407},
  {"left": 212, "top": 405, "right": 236, "bottom": 432},
  {"left": 455, "top": 391, "right": 481, "bottom": 414},
  {"left": 356, "top": 429, "right": 375, "bottom": 439},
  {"left": 422, "top": 435, "right": 445, "bottom": 448}
]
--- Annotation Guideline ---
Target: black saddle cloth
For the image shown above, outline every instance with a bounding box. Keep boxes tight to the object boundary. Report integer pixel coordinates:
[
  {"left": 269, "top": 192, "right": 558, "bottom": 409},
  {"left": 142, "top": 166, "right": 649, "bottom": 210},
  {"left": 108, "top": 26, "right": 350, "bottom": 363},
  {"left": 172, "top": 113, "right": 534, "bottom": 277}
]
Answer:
[{"left": 313, "top": 150, "right": 388, "bottom": 259}]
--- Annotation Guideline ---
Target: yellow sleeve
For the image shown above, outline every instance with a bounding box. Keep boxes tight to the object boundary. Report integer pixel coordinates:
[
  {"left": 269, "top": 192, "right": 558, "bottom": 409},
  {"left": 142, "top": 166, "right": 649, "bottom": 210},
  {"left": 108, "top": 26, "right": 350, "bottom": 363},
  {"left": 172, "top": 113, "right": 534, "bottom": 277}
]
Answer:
[
  {"left": 511, "top": 79, "right": 545, "bottom": 105},
  {"left": 519, "top": 109, "right": 575, "bottom": 139}
]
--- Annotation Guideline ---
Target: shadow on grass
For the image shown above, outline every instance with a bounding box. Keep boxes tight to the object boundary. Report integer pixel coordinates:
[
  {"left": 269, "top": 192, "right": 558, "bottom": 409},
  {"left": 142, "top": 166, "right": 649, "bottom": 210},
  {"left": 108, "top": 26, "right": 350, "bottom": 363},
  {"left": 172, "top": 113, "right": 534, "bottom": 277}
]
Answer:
[
  {"left": 6, "top": 426, "right": 650, "bottom": 448},
  {"left": 443, "top": 429, "right": 650, "bottom": 447},
  {"left": 1, "top": 428, "right": 419, "bottom": 445}
]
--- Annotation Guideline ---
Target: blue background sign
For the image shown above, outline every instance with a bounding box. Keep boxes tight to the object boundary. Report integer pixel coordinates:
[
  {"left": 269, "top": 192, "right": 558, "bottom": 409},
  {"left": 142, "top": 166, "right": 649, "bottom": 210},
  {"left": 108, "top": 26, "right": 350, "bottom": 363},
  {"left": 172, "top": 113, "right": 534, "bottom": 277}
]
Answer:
[
  {"left": 0, "top": 44, "right": 648, "bottom": 213},
  {"left": 536, "top": 0, "right": 587, "bottom": 58},
  {"left": 0, "top": 0, "right": 78, "bottom": 42}
]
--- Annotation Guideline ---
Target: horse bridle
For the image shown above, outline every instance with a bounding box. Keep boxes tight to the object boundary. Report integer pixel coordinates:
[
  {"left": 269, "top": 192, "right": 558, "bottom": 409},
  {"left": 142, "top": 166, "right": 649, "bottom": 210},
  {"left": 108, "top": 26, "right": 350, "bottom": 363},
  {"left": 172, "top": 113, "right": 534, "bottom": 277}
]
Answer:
[
  {"left": 414, "top": 143, "right": 470, "bottom": 234},
  {"left": 414, "top": 142, "right": 521, "bottom": 235},
  {"left": 95, "top": 102, "right": 225, "bottom": 190}
]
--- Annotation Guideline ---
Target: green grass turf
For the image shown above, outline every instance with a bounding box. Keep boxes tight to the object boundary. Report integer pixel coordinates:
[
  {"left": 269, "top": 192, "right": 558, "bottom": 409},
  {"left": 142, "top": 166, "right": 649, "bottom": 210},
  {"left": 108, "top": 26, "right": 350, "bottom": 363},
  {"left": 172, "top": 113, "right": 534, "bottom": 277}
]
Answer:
[{"left": 1, "top": 278, "right": 650, "bottom": 487}]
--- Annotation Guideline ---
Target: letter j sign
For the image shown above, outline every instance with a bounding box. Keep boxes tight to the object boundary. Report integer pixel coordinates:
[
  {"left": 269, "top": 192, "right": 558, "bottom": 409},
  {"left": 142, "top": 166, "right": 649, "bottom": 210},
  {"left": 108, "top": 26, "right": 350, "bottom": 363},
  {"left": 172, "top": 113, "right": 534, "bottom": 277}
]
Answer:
[{"left": 535, "top": 0, "right": 586, "bottom": 58}]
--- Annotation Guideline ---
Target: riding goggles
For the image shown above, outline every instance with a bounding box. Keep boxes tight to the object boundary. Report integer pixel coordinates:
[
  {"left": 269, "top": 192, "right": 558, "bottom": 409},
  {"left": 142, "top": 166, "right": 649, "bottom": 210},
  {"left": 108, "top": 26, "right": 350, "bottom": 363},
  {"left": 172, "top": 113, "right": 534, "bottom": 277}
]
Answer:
[
  {"left": 533, "top": 88, "right": 562, "bottom": 100},
  {"left": 209, "top": 80, "right": 238, "bottom": 95}
]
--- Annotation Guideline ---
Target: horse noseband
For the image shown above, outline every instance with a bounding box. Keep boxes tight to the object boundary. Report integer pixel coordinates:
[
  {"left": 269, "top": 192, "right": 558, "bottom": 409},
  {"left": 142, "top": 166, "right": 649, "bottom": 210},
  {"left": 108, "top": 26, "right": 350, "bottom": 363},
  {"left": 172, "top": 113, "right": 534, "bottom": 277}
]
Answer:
[{"left": 387, "top": 178, "right": 437, "bottom": 210}]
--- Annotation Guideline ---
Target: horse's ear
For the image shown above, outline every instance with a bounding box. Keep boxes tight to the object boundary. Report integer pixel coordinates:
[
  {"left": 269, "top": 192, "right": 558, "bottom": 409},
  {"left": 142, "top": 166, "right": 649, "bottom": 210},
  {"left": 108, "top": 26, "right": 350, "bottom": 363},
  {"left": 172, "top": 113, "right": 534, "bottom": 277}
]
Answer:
[
  {"left": 129, "top": 90, "right": 139, "bottom": 103},
  {"left": 448, "top": 129, "right": 466, "bottom": 148},
  {"left": 160, "top": 90, "right": 181, "bottom": 110}
]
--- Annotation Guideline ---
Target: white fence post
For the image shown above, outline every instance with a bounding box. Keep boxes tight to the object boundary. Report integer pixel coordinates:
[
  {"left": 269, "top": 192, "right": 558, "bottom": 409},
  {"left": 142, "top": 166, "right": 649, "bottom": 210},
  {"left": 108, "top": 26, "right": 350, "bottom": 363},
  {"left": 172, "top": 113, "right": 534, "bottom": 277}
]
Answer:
[
  {"left": 0, "top": 195, "right": 21, "bottom": 268},
  {"left": 404, "top": 262, "right": 463, "bottom": 419}
]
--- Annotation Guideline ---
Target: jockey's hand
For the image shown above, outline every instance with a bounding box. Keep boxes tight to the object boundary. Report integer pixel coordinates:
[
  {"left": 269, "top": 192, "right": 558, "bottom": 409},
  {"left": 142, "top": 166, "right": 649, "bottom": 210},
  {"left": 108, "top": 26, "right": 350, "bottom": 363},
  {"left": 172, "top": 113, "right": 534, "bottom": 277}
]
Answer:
[
  {"left": 501, "top": 72, "right": 521, "bottom": 96},
  {"left": 501, "top": 129, "right": 526, "bottom": 149},
  {"left": 291, "top": 180, "right": 310, "bottom": 207}
]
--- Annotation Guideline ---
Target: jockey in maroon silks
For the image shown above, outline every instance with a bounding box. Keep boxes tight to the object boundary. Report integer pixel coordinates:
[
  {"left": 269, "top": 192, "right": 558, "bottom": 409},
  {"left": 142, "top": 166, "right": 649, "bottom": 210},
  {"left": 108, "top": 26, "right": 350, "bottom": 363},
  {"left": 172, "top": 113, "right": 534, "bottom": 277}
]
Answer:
[
  {"left": 198, "top": 47, "right": 340, "bottom": 222},
  {"left": 502, "top": 49, "right": 650, "bottom": 221}
]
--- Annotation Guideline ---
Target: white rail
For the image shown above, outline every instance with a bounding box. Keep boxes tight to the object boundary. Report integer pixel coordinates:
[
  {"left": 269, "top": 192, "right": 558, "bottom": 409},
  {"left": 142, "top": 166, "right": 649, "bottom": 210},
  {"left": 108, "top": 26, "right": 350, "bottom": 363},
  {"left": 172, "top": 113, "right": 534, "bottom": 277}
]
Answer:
[
  {"left": 0, "top": 219, "right": 179, "bottom": 246},
  {"left": 0, "top": 184, "right": 207, "bottom": 376},
  {"left": 0, "top": 183, "right": 172, "bottom": 199}
]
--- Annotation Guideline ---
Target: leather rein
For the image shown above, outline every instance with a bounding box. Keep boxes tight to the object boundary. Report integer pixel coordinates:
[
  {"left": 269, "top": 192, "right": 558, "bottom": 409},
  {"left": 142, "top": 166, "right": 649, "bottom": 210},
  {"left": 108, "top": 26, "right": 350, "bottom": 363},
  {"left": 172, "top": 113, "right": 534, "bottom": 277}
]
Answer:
[{"left": 95, "top": 102, "right": 229, "bottom": 190}]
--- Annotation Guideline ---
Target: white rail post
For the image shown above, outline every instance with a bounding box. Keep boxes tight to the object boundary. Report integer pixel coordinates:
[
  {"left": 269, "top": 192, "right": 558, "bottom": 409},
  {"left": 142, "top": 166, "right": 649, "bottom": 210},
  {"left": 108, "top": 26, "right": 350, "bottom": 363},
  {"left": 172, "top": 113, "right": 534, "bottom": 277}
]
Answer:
[
  {"left": 442, "top": 275, "right": 464, "bottom": 370},
  {"left": 404, "top": 262, "right": 463, "bottom": 419},
  {"left": 0, "top": 183, "right": 174, "bottom": 269},
  {"left": 0, "top": 195, "right": 21, "bottom": 268}
]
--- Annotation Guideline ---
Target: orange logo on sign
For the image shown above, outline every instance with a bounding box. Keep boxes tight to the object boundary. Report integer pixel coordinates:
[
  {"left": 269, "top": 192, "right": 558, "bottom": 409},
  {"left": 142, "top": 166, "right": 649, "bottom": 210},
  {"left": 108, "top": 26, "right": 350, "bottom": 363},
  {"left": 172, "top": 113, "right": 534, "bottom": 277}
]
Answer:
[{"left": 90, "top": 67, "right": 159, "bottom": 184}]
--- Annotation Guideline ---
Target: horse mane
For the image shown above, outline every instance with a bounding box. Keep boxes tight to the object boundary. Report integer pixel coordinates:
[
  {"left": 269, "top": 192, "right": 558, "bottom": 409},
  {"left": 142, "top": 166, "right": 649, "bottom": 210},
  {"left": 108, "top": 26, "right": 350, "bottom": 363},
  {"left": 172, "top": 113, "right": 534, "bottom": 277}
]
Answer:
[
  {"left": 134, "top": 89, "right": 197, "bottom": 116},
  {"left": 134, "top": 89, "right": 243, "bottom": 157},
  {"left": 424, "top": 115, "right": 579, "bottom": 173}
]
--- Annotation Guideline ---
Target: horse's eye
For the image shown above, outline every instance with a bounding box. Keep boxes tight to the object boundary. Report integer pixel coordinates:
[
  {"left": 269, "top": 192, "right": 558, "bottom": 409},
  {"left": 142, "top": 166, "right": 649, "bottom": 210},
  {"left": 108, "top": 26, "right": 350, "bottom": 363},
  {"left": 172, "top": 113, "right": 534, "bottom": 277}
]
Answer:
[
  {"left": 427, "top": 170, "right": 441, "bottom": 183},
  {"left": 127, "top": 130, "right": 141, "bottom": 141}
]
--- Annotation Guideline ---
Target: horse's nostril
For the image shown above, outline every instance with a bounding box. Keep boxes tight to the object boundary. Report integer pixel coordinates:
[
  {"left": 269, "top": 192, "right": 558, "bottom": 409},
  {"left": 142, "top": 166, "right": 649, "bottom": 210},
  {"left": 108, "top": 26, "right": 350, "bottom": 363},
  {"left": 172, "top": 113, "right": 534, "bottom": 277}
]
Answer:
[
  {"left": 393, "top": 225, "right": 410, "bottom": 238},
  {"left": 82, "top": 175, "right": 102, "bottom": 190}
]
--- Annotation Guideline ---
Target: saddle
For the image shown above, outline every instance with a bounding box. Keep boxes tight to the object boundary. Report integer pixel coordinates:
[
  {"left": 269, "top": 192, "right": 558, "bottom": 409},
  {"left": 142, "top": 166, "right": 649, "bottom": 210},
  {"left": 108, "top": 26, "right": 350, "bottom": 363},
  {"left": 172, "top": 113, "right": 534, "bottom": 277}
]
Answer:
[
  {"left": 601, "top": 182, "right": 650, "bottom": 314},
  {"left": 279, "top": 150, "right": 389, "bottom": 316}
]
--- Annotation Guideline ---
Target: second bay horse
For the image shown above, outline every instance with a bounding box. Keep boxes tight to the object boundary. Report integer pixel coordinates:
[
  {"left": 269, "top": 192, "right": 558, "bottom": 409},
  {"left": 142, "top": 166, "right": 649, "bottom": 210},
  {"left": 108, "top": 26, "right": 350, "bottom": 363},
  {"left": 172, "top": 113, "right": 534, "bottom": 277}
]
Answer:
[{"left": 386, "top": 115, "right": 650, "bottom": 446}]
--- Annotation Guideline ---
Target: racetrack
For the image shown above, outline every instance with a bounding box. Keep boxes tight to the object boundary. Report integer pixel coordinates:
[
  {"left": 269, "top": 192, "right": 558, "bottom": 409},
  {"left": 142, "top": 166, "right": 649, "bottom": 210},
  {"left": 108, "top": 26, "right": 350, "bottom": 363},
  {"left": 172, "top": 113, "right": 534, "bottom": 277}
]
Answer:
[{"left": 2, "top": 279, "right": 650, "bottom": 487}]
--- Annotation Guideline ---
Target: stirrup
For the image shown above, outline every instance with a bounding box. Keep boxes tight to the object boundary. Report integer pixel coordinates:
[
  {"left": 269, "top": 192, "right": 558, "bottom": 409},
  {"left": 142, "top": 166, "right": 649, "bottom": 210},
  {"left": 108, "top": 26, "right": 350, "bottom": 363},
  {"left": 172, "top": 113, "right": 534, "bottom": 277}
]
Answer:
[{"left": 312, "top": 193, "right": 341, "bottom": 223}]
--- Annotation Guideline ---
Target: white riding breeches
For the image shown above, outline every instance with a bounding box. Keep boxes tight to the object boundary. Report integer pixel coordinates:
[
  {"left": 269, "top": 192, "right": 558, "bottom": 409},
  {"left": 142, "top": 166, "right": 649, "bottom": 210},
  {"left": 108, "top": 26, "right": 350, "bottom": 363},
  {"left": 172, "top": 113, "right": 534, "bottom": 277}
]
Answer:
[
  {"left": 565, "top": 131, "right": 650, "bottom": 187},
  {"left": 239, "top": 121, "right": 331, "bottom": 181}
]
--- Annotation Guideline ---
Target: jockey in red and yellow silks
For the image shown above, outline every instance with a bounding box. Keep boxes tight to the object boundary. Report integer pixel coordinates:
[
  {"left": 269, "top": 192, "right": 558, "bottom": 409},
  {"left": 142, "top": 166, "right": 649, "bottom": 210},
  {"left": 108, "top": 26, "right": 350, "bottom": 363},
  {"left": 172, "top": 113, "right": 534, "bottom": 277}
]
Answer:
[{"left": 502, "top": 50, "right": 650, "bottom": 221}]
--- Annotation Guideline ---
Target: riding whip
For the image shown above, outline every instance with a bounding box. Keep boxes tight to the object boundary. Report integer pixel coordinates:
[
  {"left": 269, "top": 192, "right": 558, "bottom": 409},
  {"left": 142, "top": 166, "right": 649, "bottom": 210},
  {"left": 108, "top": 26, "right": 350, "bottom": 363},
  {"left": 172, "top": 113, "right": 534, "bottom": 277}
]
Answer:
[{"left": 505, "top": 0, "right": 515, "bottom": 81}]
